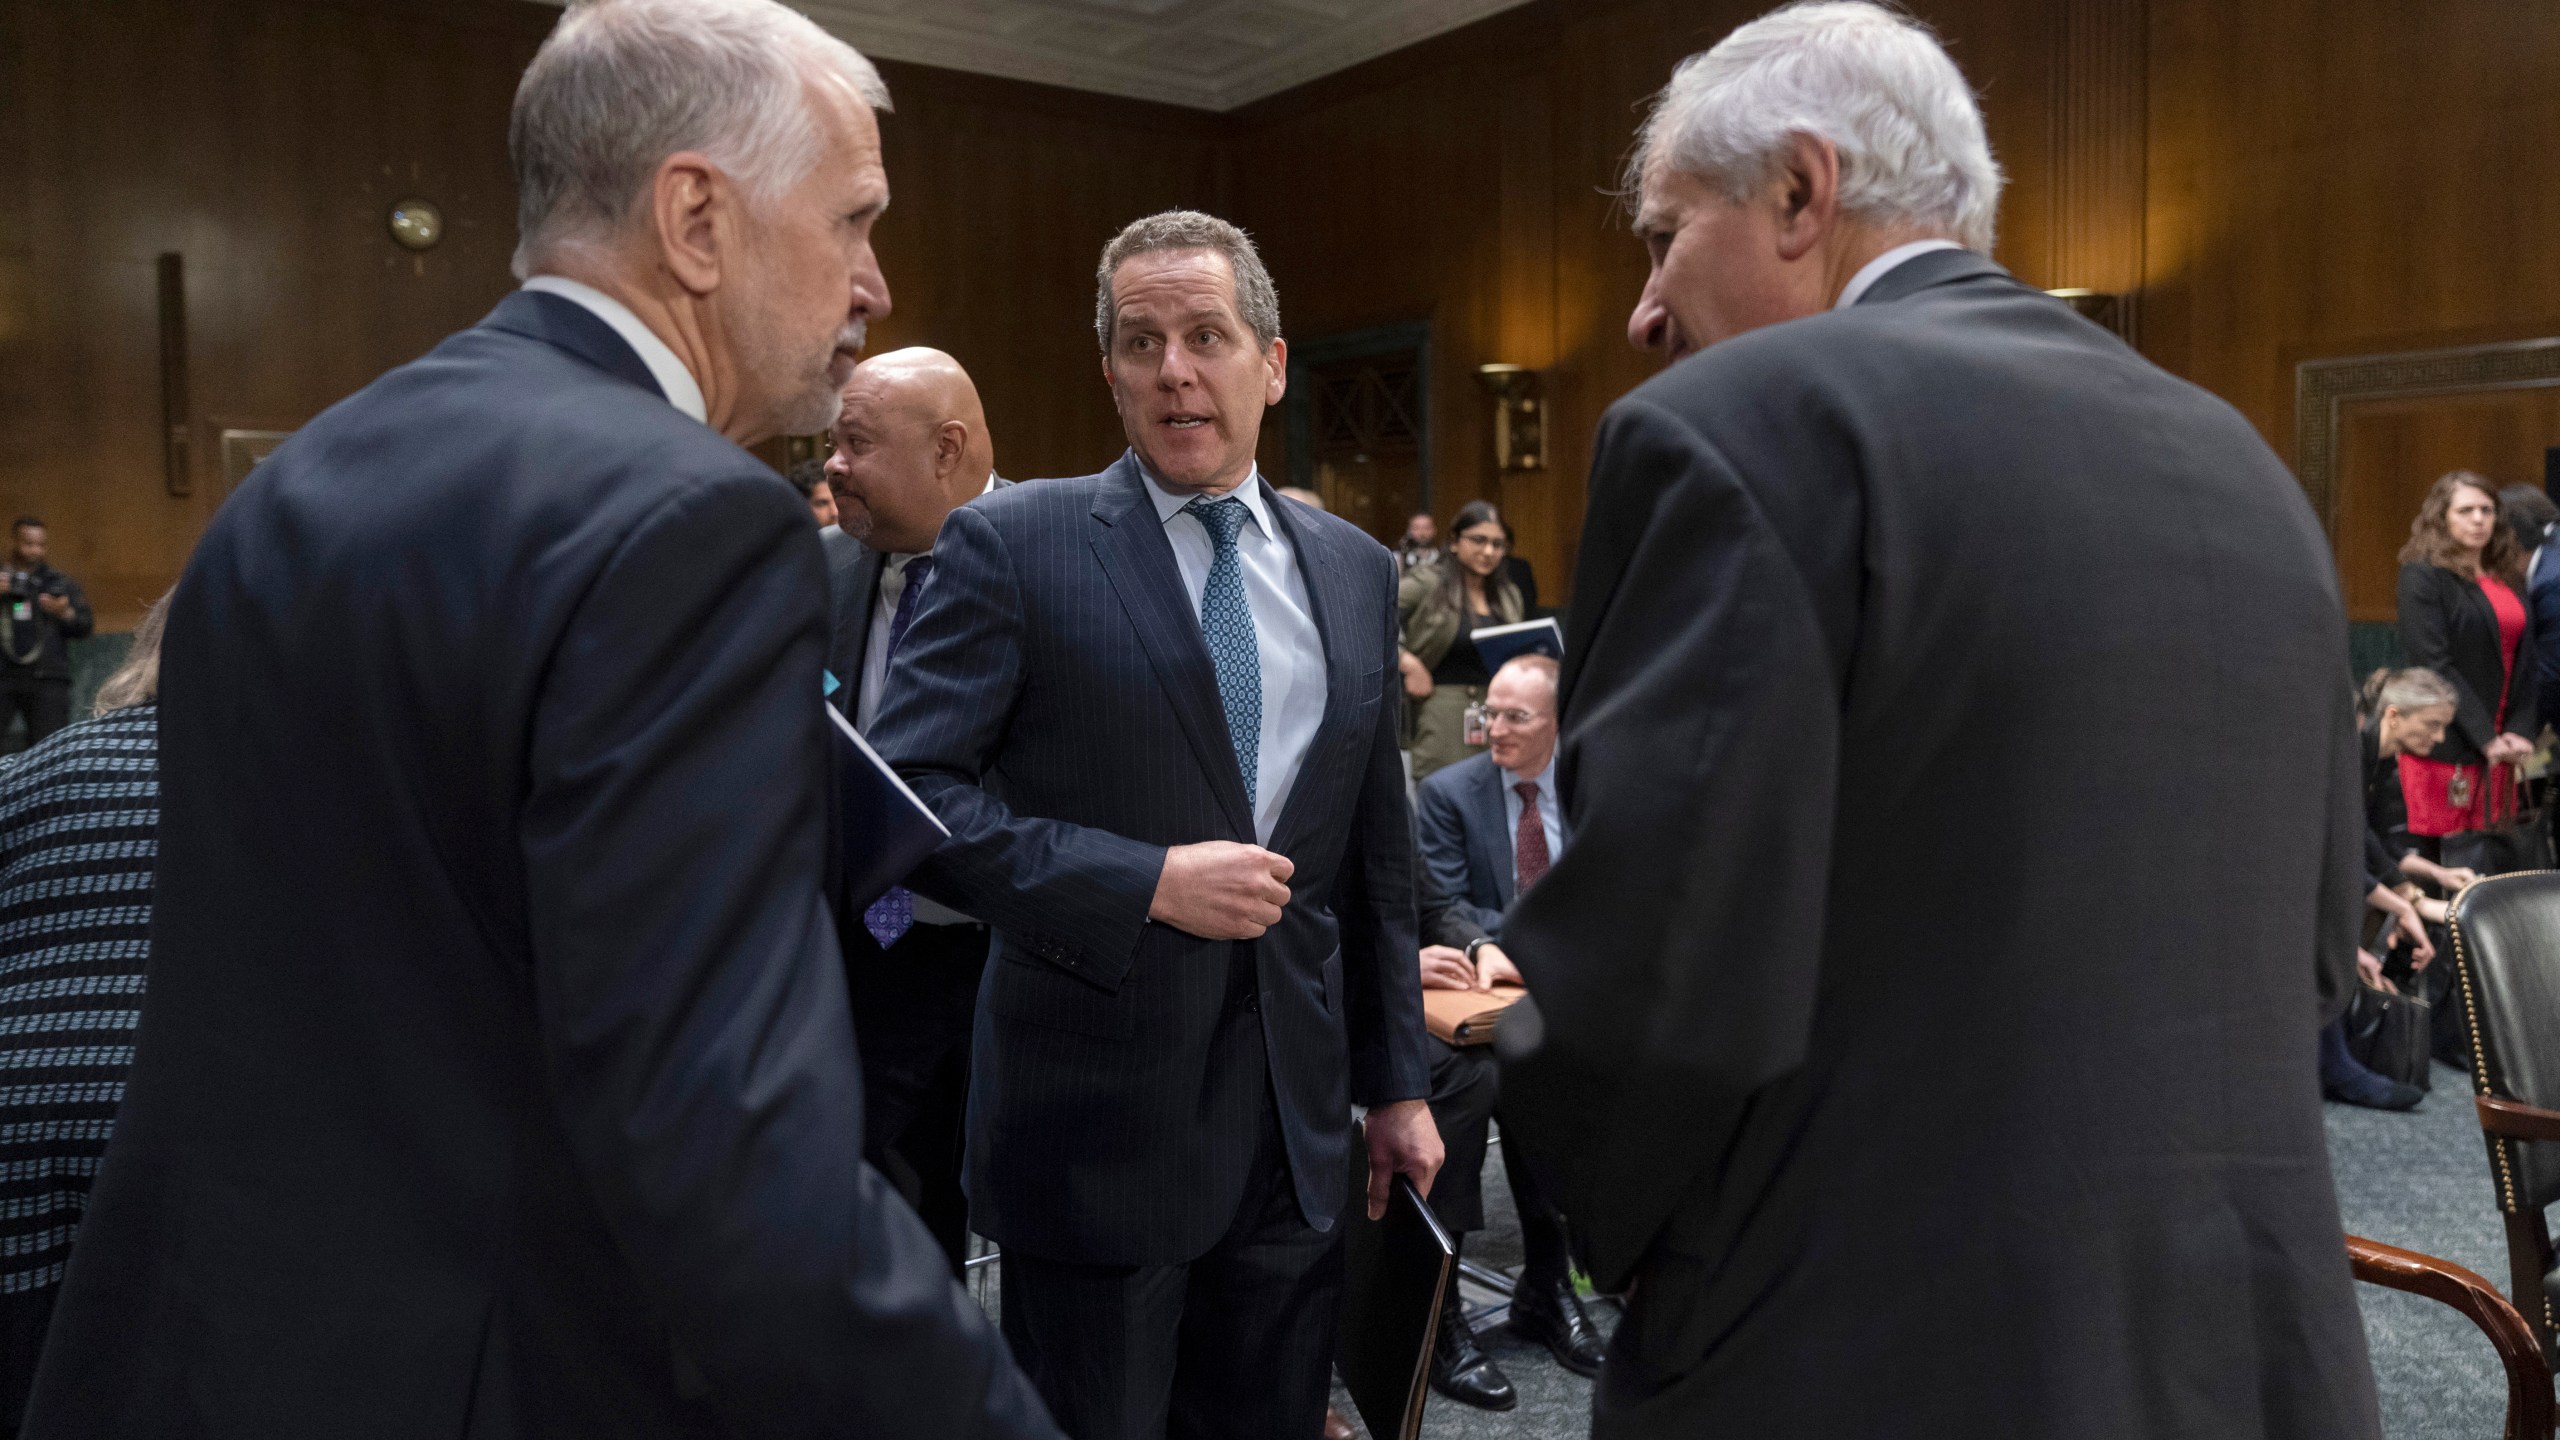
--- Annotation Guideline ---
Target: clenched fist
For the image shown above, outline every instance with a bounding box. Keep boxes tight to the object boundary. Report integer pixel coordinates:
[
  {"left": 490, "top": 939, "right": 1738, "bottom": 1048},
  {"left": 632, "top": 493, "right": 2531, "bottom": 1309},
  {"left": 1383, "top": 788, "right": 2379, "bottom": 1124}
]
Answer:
[{"left": 1150, "top": 841, "right": 1293, "bottom": 940}]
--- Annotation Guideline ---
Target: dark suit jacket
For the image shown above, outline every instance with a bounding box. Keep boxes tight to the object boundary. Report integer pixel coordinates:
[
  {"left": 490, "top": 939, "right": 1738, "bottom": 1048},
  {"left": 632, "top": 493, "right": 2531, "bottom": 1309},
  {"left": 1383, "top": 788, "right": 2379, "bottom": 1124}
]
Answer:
[
  {"left": 2531, "top": 546, "right": 2560, "bottom": 738},
  {"left": 869, "top": 455, "right": 1432, "bottom": 1265},
  {"left": 1414, "top": 751, "right": 1559, "bottom": 942},
  {"left": 823, "top": 524, "right": 879, "bottom": 701},
  {"left": 25, "top": 291, "right": 1051, "bottom": 1440},
  {"left": 1499, "top": 250, "right": 2377, "bottom": 1438},
  {"left": 821, "top": 480, "right": 1015, "bottom": 718},
  {"left": 2397, "top": 559, "right": 2538, "bottom": 767}
]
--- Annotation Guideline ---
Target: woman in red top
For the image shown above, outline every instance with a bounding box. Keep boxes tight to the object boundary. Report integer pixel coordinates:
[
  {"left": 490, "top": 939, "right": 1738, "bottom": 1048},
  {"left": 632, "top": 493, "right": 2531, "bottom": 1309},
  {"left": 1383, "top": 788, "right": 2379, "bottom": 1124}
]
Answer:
[{"left": 2395, "top": 469, "right": 2540, "bottom": 843}]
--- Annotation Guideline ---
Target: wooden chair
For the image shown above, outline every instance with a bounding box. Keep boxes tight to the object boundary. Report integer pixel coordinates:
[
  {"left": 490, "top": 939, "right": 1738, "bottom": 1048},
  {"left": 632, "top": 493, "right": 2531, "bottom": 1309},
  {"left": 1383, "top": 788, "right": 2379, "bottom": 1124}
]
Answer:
[
  {"left": 2347, "top": 1234, "right": 2553, "bottom": 1438},
  {"left": 2447, "top": 870, "right": 2560, "bottom": 1360}
]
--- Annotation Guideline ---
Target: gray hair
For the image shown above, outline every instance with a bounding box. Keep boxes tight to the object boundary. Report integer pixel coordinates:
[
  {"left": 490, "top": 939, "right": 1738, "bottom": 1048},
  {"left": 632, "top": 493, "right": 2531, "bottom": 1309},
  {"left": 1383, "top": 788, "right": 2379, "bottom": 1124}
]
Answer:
[
  {"left": 1628, "top": 1, "right": 2003, "bottom": 252},
  {"left": 2361, "top": 666, "right": 2459, "bottom": 719},
  {"left": 93, "top": 589, "right": 172, "bottom": 716},
  {"left": 1094, "top": 211, "right": 1282, "bottom": 354},
  {"left": 510, "top": 0, "right": 890, "bottom": 277}
]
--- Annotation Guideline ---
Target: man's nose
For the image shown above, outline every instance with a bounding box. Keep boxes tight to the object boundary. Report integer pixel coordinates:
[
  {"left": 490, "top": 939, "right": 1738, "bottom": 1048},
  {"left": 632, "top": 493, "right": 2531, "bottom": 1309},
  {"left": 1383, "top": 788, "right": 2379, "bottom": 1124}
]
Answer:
[
  {"left": 851, "top": 245, "right": 892, "bottom": 325},
  {"left": 823, "top": 450, "right": 847, "bottom": 481},
  {"left": 1628, "top": 277, "right": 1669, "bottom": 353}
]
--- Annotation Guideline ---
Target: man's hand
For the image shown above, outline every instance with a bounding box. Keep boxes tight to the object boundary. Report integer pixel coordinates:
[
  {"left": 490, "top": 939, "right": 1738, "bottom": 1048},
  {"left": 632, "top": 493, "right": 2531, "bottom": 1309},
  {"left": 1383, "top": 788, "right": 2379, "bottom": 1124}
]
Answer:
[
  {"left": 1364, "top": 1098, "right": 1444, "bottom": 1221},
  {"left": 1149, "top": 841, "right": 1292, "bottom": 940},
  {"left": 2357, "top": 948, "right": 2396, "bottom": 993},
  {"left": 33, "top": 592, "right": 68, "bottom": 620},
  {"left": 1418, "top": 945, "right": 1478, "bottom": 991},
  {"left": 1472, "top": 941, "right": 1524, "bottom": 989},
  {"left": 2488, "top": 732, "right": 2536, "bottom": 765},
  {"left": 2369, "top": 883, "right": 2434, "bottom": 968}
]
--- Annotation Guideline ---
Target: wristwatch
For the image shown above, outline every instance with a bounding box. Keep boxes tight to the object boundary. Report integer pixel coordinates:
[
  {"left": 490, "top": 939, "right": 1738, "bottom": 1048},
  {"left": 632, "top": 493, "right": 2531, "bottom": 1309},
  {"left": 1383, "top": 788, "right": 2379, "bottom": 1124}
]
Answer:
[{"left": 1464, "top": 936, "right": 1493, "bottom": 965}]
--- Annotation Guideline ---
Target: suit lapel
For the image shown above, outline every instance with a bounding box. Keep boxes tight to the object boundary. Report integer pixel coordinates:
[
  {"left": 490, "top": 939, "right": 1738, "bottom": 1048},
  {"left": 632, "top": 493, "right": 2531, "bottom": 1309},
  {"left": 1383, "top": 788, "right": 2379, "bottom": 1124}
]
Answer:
[
  {"left": 1088, "top": 455, "right": 1256, "bottom": 840},
  {"left": 1474, "top": 759, "right": 1516, "bottom": 909},
  {"left": 827, "top": 538, "right": 883, "bottom": 697},
  {"left": 1265, "top": 487, "right": 1359, "bottom": 858}
]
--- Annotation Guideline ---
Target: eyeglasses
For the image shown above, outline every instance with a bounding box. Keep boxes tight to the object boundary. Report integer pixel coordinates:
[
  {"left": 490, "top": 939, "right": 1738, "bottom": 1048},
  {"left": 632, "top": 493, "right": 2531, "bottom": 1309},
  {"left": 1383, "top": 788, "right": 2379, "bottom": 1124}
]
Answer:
[
  {"left": 1472, "top": 706, "right": 1543, "bottom": 728},
  {"left": 1455, "top": 533, "right": 1509, "bottom": 551}
]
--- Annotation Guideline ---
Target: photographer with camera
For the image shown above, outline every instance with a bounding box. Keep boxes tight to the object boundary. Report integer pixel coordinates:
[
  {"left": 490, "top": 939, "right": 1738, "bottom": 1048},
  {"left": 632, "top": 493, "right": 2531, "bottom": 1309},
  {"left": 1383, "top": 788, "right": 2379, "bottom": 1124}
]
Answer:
[{"left": 0, "top": 517, "right": 93, "bottom": 746}]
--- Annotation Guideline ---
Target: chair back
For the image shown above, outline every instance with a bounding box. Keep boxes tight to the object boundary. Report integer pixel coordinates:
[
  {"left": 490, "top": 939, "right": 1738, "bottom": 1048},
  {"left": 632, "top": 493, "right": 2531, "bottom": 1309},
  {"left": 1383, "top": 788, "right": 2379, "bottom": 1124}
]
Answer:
[{"left": 2449, "top": 870, "right": 2560, "bottom": 1213}]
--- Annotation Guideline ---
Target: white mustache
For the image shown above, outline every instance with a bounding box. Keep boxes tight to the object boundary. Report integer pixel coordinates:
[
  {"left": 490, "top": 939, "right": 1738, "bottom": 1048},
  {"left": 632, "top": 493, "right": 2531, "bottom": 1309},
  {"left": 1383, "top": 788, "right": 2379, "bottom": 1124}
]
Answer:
[{"left": 835, "top": 320, "right": 868, "bottom": 355}]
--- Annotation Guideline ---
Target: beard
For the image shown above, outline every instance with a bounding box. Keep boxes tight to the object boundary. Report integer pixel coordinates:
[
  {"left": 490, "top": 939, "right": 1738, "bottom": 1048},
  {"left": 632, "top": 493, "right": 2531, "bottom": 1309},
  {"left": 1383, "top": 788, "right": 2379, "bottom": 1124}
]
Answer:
[{"left": 736, "top": 270, "right": 867, "bottom": 439}]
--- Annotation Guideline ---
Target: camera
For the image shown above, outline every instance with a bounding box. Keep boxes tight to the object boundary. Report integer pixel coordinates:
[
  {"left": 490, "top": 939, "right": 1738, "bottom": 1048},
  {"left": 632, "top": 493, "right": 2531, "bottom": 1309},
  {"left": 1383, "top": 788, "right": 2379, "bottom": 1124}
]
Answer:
[{"left": 2, "top": 571, "right": 63, "bottom": 608}]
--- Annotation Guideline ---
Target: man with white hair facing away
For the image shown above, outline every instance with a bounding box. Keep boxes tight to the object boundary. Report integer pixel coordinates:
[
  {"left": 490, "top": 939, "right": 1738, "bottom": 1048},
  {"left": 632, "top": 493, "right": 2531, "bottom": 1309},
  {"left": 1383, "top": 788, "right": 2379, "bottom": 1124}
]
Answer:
[
  {"left": 23, "top": 3, "right": 1058, "bottom": 1437},
  {"left": 1496, "top": 3, "right": 2380, "bottom": 1437}
]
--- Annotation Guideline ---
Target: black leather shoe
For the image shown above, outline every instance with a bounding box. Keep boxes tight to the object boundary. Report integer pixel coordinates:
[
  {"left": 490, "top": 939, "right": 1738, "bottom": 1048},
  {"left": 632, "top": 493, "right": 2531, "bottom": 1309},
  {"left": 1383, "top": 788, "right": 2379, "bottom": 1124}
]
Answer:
[
  {"left": 1430, "top": 1293, "right": 1517, "bottom": 1410},
  {"left": 1509, "top": 1269, "right": 1607, "bottom": 1377}
]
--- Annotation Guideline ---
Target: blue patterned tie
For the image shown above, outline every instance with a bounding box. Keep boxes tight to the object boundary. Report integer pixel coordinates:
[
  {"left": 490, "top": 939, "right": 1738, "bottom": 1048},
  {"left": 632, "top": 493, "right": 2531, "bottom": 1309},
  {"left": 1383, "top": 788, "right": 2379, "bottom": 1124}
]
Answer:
[
  {"left": 1183, "top": 496, "right": 1262, "bottom": 810},
  {"left": 862, "top": 555, "right": 934, "bottom": 948}
]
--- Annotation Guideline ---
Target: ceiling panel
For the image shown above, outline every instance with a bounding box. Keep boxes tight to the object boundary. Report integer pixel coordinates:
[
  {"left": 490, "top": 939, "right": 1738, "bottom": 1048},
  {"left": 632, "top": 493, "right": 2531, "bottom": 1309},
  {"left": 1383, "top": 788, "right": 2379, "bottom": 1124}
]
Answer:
[{"left": 793, "top": 0, "right": 1540, "bottom": 111}]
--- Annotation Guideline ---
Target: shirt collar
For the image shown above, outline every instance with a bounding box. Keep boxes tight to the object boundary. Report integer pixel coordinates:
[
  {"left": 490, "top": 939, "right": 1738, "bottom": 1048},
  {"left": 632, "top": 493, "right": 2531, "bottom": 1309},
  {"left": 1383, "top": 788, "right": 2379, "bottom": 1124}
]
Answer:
[
  {"left": 1834, "top": 239, "right": 1966, "bottom": 311},
  {"left": 1138, "top": 456, "right": 1273, "bottom": 540},
  {"left": 520, "top": 275, "right": 708, "bottom": 424}
]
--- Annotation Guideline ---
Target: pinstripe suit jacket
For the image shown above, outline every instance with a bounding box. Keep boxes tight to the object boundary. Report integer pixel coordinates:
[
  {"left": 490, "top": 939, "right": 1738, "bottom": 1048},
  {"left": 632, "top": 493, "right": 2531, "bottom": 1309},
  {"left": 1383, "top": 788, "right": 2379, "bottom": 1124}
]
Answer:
[{"left": 870, "top": 453, "right": 1432, "bottom": 1265}]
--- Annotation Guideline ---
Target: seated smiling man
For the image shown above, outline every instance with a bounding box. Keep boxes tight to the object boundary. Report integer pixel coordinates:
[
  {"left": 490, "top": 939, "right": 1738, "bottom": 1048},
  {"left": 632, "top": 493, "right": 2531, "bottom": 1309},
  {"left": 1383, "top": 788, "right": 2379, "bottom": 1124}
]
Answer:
[{"left": 1413, "top": 653, "right": 1602, "bottom": 1408}]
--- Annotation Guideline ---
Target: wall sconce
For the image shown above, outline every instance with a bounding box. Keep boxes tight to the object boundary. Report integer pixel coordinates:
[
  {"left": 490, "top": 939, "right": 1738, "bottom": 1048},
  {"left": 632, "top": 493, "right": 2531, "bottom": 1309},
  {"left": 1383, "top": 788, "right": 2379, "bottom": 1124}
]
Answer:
[
  {"left": 2047, "top": 287, "right": 2133, "bottom": 343},
  {"left": 1475, "top": 363, "right": 1544, "bottom": 473}
]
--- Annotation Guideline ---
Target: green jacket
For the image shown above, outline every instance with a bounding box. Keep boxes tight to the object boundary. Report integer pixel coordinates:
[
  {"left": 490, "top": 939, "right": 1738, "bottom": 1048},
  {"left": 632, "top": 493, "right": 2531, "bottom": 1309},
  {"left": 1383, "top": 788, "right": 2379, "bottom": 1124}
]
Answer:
[{"left": 1398, "top": 558, "right": 1523, "bottom": 670}]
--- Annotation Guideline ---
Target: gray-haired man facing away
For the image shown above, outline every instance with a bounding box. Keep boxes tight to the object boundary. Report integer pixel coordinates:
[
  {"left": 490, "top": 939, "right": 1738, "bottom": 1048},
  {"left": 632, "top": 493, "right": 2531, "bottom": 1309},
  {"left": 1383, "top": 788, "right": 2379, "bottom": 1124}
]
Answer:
[{"left": 1498, "top": 4, "right": 2380, "bottom": 1437}]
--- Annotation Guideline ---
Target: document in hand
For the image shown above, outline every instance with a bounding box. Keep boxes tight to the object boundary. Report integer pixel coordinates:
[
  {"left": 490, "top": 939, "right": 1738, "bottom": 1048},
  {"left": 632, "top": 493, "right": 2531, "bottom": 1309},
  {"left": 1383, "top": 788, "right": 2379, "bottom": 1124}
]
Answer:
[
  {"left": 1468, "top": 617, "right": 1563, "bottom": 671},
  {"left": 828, "top": 704, "right": 951, "bottom": 913},
  {"left": 1337, "top": 1124, "right": 1456, "bottom": 1440},
  {"left": 1421, "top": 985, "right": 1526, "bottom": 1047}
]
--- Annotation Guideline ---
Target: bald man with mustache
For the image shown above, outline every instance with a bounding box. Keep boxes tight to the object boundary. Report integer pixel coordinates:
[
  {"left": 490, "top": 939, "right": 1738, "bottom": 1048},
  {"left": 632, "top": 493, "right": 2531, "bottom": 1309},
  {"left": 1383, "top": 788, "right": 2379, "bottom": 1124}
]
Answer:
[{"left": 820, "top": 346, "right": 1005, "bottom": 1274}]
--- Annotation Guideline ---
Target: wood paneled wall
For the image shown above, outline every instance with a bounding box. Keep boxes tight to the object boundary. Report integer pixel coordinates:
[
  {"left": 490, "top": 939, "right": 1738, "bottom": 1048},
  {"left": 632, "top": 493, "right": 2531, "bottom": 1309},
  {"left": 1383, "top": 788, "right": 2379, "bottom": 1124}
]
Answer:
[
  {"left": 861, "top": 60, "right": 1229, "bottom": 486},
  {"left": 1226, "top": 0, "right": 2090, "bottom": 604},
  {"left": 0, "top": 5, "right": 1227, "bottom": 627},
  {"left": 0, "top": 0, "right": 553, "bottom": 626},
  {"left": 10, "top": 0, "right": 2558, "bottom": 621}
]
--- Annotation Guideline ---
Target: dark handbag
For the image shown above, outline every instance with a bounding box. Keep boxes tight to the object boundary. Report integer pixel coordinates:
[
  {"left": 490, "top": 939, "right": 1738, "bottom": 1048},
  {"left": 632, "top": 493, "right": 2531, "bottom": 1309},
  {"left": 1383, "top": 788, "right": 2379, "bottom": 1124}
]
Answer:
[
  {"left": 2443, "top": 763, "right": 2554, "bottom": 875},
  {"left": 2344, "top": 981, "right": 2432, "bottom": 1089}
]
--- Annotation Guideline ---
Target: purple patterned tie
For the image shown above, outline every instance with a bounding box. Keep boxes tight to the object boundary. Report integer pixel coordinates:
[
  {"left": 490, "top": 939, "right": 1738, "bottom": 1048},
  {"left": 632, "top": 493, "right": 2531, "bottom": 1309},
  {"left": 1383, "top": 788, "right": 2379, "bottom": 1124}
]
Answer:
[{"left": 862, "top": 556, "right": 933, "bottom": 948}]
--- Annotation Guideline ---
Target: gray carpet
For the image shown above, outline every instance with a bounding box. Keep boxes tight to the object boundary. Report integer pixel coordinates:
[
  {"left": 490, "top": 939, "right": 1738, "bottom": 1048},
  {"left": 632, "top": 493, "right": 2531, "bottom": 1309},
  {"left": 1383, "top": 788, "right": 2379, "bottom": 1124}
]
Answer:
[
  {"left": 969, "top": 1083, "right": 2516, "bottom": 1438},
  {"left": 2327, "top": 1061, "right": 2517, "bottom": 1439}
]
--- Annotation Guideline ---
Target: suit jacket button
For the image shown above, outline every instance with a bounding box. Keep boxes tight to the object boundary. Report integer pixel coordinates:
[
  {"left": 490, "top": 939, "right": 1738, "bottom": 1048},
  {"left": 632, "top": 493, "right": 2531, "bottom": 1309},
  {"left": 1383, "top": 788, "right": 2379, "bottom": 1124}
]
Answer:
[{"left": 1245, "top": 991, "right": 1261, "bottom": 1013}]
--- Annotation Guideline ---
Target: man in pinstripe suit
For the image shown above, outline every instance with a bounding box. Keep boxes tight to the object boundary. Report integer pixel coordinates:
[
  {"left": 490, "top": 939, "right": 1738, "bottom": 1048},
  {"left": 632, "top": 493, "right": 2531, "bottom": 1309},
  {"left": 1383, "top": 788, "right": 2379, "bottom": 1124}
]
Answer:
[{"left": 871, "top": 211, "right": 1441, "bottom": 1439}]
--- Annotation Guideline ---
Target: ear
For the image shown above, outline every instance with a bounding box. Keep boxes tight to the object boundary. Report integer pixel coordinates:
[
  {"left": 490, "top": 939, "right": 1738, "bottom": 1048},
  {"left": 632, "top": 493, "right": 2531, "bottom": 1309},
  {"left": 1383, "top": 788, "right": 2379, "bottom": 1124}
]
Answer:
[
  {"left": 932, "top": 420, "right": 967, "bottom": 479},
  {"left": 650, "top": 152, "right": 727, "bottom": 296},
  {"left": 1262, "top": 336, "right": 1288, "bottom": 407},
  {"left": 1772, "top": 131, "right": 1841, "bottom": 264}
]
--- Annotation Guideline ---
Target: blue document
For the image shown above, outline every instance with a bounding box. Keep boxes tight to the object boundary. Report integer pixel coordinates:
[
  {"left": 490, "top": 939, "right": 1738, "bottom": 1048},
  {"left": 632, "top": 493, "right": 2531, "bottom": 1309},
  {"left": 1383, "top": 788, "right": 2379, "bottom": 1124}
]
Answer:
[
  {"left": 1469, "top": 617, "right": 1564, "bottom": 671},
  {"left": 829, "top": 703, "right": 950, "bottom": 913}
]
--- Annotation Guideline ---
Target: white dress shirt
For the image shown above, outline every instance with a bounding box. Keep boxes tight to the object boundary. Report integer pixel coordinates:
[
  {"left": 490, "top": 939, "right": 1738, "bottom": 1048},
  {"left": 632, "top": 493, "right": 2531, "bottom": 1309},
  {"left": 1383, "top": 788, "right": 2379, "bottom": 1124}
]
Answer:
[
  {"left": 1140, "top": 462, "right": 1327, "bottom": 846},
  {"left": 1498, "top": 752, "right": 1566, "bottom": 889},
  {"left": 519, "top": 275, "right": 707, "bottom": 423},
  {"left": 859, "top": 473, "right": 1001, "bottom": 928},
  {"left": 1833, "top": 239, "right": 1966, "bottom": 311},
  {"left": 856, "top": 473, "right": 1002, "bottom": 733}
]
